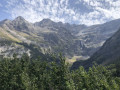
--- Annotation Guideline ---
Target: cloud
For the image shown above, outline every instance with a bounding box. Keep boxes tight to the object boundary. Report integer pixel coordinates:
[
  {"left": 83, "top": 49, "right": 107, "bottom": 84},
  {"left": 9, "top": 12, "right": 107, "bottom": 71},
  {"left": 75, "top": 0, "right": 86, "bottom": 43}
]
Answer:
[
  {"left": 4, "top": 0, "right": 120, "bottom": 25},
  {"left": 5, "top": 0, "right": 74, "bottom": 23}
]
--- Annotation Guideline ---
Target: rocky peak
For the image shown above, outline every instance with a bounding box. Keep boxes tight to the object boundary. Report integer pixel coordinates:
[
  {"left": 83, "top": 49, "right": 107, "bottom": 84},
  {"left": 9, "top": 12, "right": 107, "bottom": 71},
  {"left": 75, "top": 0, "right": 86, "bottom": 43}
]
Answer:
[
  {"left": 0, "top": 19, "right": 12, "bottom": 25},
  {"left": 14, "top": 16, "right": 26, "bottom": 22},
  {"left": 35, "top": 18, "right": 56, "bottom": 27},
  {"left": 12, "top": 16, "right": 29, "bottom": 25},
  {"left": 41, "top": 18, "right": 53, "bottom": 23},
  {"left": 11, "top": 16, "right": 32, "bottom": 31}
]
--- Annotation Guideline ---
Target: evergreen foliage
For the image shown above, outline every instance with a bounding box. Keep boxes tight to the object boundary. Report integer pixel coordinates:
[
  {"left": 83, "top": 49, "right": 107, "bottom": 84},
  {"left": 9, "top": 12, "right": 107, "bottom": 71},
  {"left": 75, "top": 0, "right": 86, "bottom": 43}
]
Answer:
[{"left": 0, "top": 54, "right": 120, "bottom": 90}]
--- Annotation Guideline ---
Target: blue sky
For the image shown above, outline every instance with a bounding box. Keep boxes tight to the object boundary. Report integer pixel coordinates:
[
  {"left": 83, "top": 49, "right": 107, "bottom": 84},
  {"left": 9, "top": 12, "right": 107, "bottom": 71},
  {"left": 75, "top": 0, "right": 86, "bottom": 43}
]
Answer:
[
  {"left": 0, "top": 0, "right": 120, "bottom": 25},
  {"left": 0, "top": 1, "right": 10, "bottom": 20}
]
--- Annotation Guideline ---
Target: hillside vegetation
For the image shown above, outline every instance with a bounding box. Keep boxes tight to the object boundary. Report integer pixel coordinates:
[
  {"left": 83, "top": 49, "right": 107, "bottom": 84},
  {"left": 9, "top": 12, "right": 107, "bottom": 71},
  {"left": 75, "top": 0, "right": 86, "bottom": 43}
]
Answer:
[{"left": 0, "top": 54, "right": 120, "bottom": 90}]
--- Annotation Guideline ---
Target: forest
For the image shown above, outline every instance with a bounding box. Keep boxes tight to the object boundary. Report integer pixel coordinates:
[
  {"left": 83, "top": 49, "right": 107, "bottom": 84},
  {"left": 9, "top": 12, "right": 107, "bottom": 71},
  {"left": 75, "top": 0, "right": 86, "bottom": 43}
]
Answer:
[{"left": 0, "top": 54, "right": 120, "bottom": 90}]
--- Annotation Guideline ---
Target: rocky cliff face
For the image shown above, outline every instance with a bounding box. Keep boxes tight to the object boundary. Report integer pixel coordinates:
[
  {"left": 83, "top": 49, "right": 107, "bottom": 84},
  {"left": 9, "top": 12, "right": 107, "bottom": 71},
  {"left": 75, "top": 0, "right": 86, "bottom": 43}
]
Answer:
[
  {"left": 72, "top": 28, "right": 120, "bottom": 70},
  {"left": 0, "top": 16, "right": 120, "bottom": 62},
  {"left": 0, "top": 17, "right": 86, "bottom": 59},
  {"left": 76, "top": 19, "right": 120, "bottom": 55},
  {"left": 89, "top": 28, "right": 120, "bottom": 65}
]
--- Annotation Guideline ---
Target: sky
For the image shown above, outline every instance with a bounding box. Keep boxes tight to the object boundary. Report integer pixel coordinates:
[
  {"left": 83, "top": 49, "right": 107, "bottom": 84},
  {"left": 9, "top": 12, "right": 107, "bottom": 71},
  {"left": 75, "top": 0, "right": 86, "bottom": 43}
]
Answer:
[{"left": 0, "top": 0, "right": 120, "bottom": 25}]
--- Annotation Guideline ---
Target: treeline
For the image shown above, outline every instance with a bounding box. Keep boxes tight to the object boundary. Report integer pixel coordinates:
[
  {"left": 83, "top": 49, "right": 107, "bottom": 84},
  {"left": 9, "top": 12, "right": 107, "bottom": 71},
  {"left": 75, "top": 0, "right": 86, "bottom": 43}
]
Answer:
[{"left": 0, "top": 54, "right": 120, "bottom": 90}]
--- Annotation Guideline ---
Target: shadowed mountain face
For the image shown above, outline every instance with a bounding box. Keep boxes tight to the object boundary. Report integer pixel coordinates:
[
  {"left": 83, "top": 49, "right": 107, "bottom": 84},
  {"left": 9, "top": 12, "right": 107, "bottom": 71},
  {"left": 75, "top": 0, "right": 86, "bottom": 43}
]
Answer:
[
  {"left": 0, "top": 16, "right": 120, "bottom": 62},
  {"left": 90, "top": 28, "right": 120, "bottom": 64},
  {"left": 72, "top": 28, "right": 120, "bottom": 70}
]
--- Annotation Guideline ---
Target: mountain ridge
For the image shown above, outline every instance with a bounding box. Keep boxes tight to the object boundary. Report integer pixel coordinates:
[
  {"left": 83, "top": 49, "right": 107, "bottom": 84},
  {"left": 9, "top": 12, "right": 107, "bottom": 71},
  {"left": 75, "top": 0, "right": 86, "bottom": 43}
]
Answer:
[
  {"left": 1, "top": 16, "right": 120, "bottom": 63},
  {"left": 71, "top": 28, "right": 120, "bottom": 69}
]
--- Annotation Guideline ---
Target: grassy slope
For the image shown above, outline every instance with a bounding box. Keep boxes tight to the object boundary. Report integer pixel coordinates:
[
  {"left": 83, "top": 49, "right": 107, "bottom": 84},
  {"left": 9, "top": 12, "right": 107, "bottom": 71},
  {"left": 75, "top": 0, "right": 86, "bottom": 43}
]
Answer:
[{"left": 0, "top": 28, "right": 21, "bottom": 42}]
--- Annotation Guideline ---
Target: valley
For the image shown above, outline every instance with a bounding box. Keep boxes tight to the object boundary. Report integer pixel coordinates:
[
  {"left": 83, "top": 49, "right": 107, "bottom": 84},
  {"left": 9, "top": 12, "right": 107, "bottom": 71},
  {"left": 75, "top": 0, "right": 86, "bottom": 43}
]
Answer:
[{"left": 1, "top": 16, "right": 120, "bottom": 63}]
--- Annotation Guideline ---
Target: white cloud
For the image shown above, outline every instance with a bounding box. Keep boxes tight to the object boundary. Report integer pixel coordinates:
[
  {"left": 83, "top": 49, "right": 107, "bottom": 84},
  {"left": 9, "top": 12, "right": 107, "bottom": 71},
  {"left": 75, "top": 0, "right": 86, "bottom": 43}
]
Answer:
[
  {"left": 4, "top": 0, "right": 120, "bottom": 25},
  {"left": 6, "top": 0, "right": 75, "bottom": 23}
]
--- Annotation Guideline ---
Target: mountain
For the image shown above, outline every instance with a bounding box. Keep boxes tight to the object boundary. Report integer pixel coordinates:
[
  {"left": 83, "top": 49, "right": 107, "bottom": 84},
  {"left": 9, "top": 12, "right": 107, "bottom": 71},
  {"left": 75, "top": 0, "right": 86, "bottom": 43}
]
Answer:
[
  {"left": 0, "top": 16, "right": 120, "bottom": 62},
  {"left": 35, "top": 18, "right": 120, "bottom": 57},
  {"left": 0, "top": 16, "right": 86, "bottom": 59},
  {"left": 72, "top": 28, "right": 120, "bottom": 69},
  {"left": 90, "top": 28, "right": 120, "bottom": 64},
  {"left": 77, "top": 19, "right": 120, "bottom": 56}
]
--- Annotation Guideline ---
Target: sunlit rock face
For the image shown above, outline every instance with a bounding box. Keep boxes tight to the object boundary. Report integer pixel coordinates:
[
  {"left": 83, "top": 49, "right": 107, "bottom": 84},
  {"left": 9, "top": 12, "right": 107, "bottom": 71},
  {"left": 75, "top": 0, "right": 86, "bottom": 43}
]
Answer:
[{"left": 0, "top": 16, "right": 120, "bottom": 61}]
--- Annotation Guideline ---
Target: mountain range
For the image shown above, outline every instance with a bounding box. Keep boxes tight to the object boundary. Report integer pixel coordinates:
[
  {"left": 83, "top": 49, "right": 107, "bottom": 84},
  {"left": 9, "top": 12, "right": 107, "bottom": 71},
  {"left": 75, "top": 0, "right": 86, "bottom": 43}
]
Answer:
[
  {"left": 72, "top": 27, "right": 120, "bottom": 69},
  {"left": 0, "top": 16, "right": 120, "bottom": 63}
]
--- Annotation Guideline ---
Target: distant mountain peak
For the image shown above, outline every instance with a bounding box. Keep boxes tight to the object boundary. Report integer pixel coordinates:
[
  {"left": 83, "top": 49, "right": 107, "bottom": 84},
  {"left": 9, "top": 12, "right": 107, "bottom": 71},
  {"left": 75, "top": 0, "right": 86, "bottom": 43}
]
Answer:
[
  {"left": 1, "top": 19, "right": 11, "bottom": 23},
  {"left": 34, "top": 18, "right": 55, "bottom": 27},
  {"left": 15, "top": 16, "right": 25, "bottom": 20},
  {"left": 0, "top": 19, "right": 12, "bottom": 26},
  {"left": 41, "top": 18, "right": 52, "bottom": 22},
  {"left": 40, "top": 18, "right": 54, "bottom": 24},
  {"left": 3, "top": 19, "right": 11, "bottom": 22},
  {"left": 13, "top": 16, "right": 27, "bottom": 23}
]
